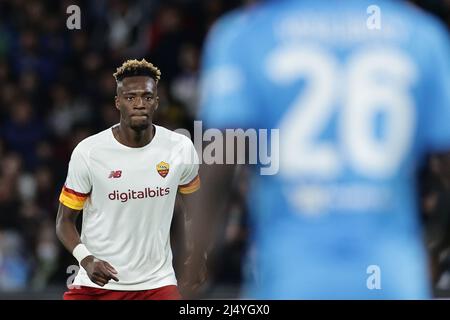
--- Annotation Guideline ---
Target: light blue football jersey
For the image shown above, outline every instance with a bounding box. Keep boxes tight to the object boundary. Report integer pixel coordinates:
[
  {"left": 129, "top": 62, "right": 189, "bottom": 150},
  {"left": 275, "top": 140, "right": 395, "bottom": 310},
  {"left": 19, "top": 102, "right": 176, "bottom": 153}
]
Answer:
[{"left": 200, "top": 0, "right": 450, "bottom": 299}]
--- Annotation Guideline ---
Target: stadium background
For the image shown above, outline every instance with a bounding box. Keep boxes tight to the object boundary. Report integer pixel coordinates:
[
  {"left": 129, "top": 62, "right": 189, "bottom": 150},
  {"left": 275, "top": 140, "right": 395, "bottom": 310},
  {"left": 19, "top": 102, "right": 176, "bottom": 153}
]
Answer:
[{"left": 0, "top": 0, "right": 448, "bottom": 299}]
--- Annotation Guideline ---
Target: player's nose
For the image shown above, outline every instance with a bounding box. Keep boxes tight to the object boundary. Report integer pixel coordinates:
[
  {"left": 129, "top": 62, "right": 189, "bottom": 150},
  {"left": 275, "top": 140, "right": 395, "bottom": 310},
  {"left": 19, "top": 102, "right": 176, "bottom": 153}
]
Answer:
[{"left": 133, "top": 97, "right": 144, "bottom": 107}]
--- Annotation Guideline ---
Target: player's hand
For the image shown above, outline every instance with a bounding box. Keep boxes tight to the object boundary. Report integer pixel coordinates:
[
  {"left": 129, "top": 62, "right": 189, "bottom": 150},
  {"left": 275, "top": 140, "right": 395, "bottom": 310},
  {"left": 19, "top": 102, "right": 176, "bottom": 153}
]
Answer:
[
  {"left": 81, "top": 256, "right": 119, "bottom": 287},
  {"left": 179, "top": 252, "right": 208, "bottom": 299}
]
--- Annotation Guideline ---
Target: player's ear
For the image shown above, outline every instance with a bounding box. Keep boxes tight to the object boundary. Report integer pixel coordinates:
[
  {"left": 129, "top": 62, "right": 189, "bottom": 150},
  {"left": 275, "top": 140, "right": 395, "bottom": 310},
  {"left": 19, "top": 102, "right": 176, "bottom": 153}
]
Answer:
[
  {"left": 154, "top": 96, "right": 159, "bottom": 111},
  {"left": 115, "top": 96, "right": 120, "bottom": 111}
]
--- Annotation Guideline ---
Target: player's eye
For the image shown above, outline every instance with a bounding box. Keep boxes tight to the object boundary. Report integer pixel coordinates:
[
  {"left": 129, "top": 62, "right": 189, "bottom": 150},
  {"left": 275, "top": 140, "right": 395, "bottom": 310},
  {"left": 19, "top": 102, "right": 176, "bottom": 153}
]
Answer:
[
  {"left": 126, "top": 97, "right": 134, "bottom": 101},
  {"left": 145, "top": 96, "right": 153, "bottom": 101}
]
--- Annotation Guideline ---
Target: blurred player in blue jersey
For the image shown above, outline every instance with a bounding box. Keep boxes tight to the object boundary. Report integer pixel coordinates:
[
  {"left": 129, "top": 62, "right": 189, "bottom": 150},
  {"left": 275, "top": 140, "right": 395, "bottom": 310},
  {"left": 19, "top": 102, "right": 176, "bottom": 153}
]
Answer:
[{"left": 197, "top": 0, "right": 450, "bottom": 299}]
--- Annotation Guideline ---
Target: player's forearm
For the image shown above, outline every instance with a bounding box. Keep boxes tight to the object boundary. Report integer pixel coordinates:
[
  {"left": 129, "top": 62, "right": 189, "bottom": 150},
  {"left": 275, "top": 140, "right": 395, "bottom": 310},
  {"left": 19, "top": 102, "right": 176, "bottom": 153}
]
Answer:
[
  {"left": 189, "top": 163, "right": 237, "bottom": 254},
  {"left": 55, "top": 204, "right": 82, "bottom": 253},
  {"left": 56, "top": 219, "right": 81, "bottom": 253}
]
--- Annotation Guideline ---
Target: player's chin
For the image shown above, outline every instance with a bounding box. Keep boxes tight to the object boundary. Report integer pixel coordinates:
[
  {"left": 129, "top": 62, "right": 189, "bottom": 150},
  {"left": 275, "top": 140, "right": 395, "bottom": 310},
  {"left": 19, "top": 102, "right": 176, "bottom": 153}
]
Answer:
[{"left": 130, "top": 119, "right": 150, "bottom": 131}]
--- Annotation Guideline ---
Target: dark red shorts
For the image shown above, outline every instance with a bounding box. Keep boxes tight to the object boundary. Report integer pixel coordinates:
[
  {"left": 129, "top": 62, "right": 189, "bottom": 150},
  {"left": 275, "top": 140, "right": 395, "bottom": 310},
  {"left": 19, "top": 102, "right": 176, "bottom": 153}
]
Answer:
[{"left": 63, "top": 285, "right": 182, "bottom": 300}]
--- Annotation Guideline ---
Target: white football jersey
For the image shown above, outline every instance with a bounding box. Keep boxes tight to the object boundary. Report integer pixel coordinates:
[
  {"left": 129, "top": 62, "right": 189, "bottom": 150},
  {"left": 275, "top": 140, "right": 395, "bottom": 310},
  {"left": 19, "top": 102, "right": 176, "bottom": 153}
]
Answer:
[{"left": 59, "top": 124, "right": 200, "bottom": 290}]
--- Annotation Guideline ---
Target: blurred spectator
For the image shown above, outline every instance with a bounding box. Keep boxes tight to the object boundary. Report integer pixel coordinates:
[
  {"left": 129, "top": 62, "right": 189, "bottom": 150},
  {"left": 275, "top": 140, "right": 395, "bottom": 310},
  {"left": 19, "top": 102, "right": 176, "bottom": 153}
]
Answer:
[
  {"left": 0, "top": 230, "right": 30, "bottom": 291},
  {"left": 47, "top": 84, "right": 91, "bottom": 138},
  {"left": 2, "top": 99, "right": 47, "bottom": 170},
  {"left": 171, "top": 43, "right": 200, "bottom": 118},
  {"left": 30, "top": 220, "right": 59, "bottom": 290},
  {"left": 105, "top": 0, "right": 150, "bottom": 57},
  {"left": 421, "top": 153, "right": 450, "bottom": 292},
  {"left": 148, "top": 4, "right": 187, "bottom": 84},
  {"left": 0, "top": 153, "right": 22, "bottom": 231}
]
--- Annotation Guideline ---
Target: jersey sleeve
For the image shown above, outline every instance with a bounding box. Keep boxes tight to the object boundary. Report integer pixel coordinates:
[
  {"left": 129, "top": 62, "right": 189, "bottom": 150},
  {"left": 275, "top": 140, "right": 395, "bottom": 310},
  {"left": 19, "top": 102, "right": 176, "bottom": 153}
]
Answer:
[
  {"left": 59, "top": 145, "right": 92, "bottom": 210},
  {"left": 199, "top": 11, "right": 259, "bottom": 130},
  {"left": 422, "top": 20, "right": 450, "bottom": 152},
  {"left": 178, "top": 138, "right": 201, "bottom": 194}
]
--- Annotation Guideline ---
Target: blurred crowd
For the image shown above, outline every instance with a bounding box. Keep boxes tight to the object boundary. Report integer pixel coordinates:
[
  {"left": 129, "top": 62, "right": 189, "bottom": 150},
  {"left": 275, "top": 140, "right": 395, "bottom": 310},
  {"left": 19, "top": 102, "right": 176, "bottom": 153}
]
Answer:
[
  {"left": 0, "top": 0, "right": 247, "bottom": 294},
  {"left": 0, "top": 0, "right": 448, "bottom": 297}
]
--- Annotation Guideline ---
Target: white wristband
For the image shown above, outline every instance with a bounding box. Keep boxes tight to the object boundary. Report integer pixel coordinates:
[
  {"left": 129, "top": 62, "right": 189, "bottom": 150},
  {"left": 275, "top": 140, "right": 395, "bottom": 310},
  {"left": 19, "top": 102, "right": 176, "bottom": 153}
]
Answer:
[{"left": 72, "top": 243, "right": 92, "bottom": 263}]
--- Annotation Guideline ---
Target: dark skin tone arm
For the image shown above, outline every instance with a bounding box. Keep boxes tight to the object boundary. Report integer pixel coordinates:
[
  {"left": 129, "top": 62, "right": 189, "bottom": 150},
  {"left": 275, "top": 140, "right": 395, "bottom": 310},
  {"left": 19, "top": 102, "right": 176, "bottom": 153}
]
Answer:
[
  {"left": 177, "top": 191, "right": 208, "bottom": 297},
  {"left": 55, "top": 203, "right": 119, "bottom": 286},
  {"left": 177, "top": 134, "right": 248, "bottom": 298},
  {"left": 178, "top": 163, "right": 237, "bottom": 298}
]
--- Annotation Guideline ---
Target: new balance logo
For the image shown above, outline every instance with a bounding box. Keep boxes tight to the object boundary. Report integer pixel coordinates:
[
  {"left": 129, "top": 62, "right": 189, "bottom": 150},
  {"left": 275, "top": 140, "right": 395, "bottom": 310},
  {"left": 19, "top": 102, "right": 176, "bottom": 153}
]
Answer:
[{"left": 108, "top": 170, "right": 122, "bottom": 178}]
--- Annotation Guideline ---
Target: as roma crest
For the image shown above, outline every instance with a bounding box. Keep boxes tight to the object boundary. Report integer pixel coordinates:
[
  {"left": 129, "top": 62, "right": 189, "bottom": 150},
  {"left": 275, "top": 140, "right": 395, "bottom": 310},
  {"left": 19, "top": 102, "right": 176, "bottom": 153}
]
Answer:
[{"left": 156, "top": 161, "right": 170, "bottom": 178}]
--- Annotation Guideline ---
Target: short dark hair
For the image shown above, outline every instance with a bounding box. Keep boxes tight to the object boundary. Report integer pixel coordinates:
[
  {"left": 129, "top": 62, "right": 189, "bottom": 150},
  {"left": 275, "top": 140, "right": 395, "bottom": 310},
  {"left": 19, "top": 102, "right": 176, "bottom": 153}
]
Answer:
[{"left": 113, "top": 59, "right": 161, "bottom": 83}]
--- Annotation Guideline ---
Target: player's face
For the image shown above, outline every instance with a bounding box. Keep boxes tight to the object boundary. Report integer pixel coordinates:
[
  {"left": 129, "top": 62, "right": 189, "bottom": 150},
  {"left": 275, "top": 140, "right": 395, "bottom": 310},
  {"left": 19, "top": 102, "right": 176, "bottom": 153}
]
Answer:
[{"left": 115, "top": 76, "right": 159, "bottom": 131}]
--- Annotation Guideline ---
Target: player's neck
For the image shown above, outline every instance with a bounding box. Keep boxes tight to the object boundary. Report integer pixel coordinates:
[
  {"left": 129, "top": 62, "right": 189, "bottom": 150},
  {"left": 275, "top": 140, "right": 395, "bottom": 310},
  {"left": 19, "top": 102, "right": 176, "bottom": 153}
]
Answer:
[{"left": 114, "top": 123, "right": 155, "bottom": 148}]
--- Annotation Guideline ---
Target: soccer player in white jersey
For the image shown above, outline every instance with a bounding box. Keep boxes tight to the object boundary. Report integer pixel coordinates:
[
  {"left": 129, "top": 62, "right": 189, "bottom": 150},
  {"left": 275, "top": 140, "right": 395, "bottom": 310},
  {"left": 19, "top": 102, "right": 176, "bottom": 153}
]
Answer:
[{"left": 56, "top": 59, "right": 204, "bottom": 300}]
